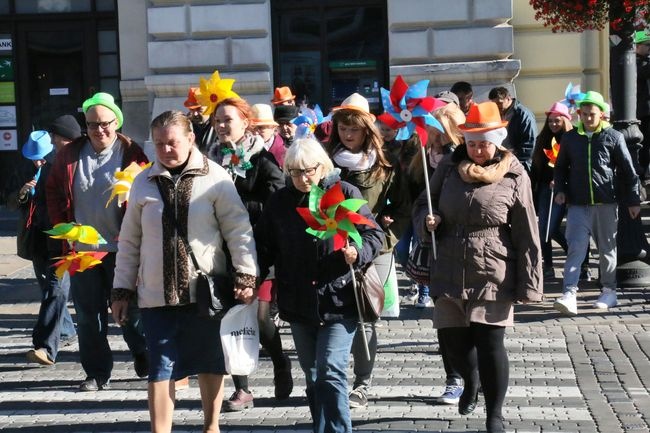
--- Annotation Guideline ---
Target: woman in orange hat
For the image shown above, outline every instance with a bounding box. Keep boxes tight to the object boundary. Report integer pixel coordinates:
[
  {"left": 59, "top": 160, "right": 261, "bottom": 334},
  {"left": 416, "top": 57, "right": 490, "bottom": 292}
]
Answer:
[
  {"left": 413, "top": 101, "right": 542, "bottom": 433},
  {"left": 326, "top": 93, "right": 412, "bottom": 409}
]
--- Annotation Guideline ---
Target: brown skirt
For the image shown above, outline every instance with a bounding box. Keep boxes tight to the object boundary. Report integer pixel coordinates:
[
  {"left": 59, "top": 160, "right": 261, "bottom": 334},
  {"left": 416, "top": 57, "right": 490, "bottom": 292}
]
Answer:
[{"left": 433, "top": 297, "right": 514, "bottom": 328}]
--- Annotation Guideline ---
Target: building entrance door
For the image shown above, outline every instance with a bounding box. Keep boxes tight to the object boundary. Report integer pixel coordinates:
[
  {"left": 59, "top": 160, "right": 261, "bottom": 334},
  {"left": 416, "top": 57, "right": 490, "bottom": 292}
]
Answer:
[{"left": 14, "top": 21, "right": 96, "bottom": 132}]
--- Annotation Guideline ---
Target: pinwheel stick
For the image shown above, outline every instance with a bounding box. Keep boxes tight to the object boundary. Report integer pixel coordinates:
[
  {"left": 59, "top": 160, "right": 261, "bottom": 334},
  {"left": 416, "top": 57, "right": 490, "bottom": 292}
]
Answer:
[
  {"left": 545, "top": 185, "right": 554, "bottom": 244},
  {"left": 420, "top": 146, "right": 437, "bottom": 259},
  {"left": 347, "top": 240, "right": 371, "bottom": 361}
]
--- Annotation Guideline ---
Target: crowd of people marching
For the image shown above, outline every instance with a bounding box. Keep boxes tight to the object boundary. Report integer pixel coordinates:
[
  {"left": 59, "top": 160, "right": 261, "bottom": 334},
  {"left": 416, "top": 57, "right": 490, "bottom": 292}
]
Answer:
[{"left": 11, "top": 61, "right": 643, "bottom": 433}]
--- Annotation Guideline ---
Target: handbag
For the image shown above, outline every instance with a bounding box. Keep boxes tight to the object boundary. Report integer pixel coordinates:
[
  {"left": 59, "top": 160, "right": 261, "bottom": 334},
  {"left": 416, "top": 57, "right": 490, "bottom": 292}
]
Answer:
[
  {"left": 354, "top": 263, "right": 384, "bottom": 322},
  {"left": 405, "top": 240, "right": 432, "bottom": 285},
  {"left": 155, "top": 178, "right": 232, "bottom": 320}
]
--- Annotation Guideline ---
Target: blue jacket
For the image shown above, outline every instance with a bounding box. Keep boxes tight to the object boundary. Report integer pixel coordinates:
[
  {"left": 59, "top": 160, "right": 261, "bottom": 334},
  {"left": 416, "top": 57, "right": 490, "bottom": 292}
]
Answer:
[
  {"left": 504, "top": 99, "right": 537, "bottom": 170},
  {"left": 554, "top": 122, "right": 640, "bottom": 206},
  {"left": 254, "top": 180, "right": 385, "bottom": 325}
]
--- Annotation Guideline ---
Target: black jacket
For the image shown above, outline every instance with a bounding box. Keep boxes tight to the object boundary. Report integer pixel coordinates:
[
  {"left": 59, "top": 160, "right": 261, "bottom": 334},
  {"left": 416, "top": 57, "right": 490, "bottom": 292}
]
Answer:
[
  {"left": 554, "top": 122, "right": 640, "bottom": 206},
  {"left": 254, "top": 180, "right": 385, "bottom": 325}
]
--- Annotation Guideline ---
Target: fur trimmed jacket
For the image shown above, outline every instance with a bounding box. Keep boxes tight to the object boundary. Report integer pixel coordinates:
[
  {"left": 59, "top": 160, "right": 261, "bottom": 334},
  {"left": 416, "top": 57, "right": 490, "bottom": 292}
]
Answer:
[{"left": 112, "top": 148, "right": 258, "bottom": 308}]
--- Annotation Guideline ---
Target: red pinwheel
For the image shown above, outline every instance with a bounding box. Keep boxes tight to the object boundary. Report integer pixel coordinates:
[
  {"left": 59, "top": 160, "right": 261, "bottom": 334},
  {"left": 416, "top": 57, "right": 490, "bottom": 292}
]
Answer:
[
  {"left": 543, "top": 137, "right": 560, "bottom": 167},
  {"left": 296, "top": 182, "right": 376, "bottom": 251},
  {"left": 378, "top": 75, "right": 445, "bottom": 145}
]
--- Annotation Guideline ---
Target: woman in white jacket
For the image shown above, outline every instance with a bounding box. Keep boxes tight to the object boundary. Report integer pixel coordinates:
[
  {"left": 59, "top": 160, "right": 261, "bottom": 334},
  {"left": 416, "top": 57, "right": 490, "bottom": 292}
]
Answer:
[{"left": 111, "top": 110, "right": 258, "bottom": 433}]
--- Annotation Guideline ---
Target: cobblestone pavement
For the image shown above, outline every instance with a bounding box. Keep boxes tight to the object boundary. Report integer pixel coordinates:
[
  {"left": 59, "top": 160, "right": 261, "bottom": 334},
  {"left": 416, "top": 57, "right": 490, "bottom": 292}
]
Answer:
[{"left": 0, "top": 234, "right": 649, "bottom": 433}]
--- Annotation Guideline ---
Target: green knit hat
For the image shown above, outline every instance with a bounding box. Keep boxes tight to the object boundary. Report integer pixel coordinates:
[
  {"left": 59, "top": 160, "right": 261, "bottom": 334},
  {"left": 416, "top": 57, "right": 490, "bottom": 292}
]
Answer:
[
  {"left": 576, "top": 91, "right": 608, "bottom": 113},
  {"left": 635, "top": 30, "right": 650, "bottom": 45},
  {"left": 82, "top": 92, "right": 123, "bottom": 128}
]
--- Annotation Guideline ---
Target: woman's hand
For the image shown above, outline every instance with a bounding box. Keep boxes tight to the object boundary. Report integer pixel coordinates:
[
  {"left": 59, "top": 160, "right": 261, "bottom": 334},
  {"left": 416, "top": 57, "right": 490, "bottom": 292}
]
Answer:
[
  {"left": 234, "top": 284, "right": 255, "bottom": 304},
  {"left": 341, "top": 245, "right": 358, "bottom": 265},
  {"left": 425, "top": 214, "right": 442, "bottom": 232},
  {"left": 110, "top": 300, "right": 129, "bottom": 326},
  {"left": 380, "top": 215, "right": 394, "bottom": 229},
  {"left": 19, "top": 180, "right": 37, "bottom": 199}
]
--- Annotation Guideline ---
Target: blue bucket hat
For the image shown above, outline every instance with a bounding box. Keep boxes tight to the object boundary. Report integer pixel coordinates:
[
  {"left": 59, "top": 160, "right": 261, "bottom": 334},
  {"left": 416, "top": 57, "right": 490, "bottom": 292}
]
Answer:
[{"left": 22, "top": 130, "right": 53, "bottom": 160}]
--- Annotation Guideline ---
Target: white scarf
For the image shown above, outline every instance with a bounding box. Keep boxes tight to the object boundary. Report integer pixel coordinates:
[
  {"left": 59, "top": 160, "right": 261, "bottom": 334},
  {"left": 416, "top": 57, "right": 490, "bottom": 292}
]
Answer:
[{"left": 333, "top": 148, "right": 377, "bottom": 171}]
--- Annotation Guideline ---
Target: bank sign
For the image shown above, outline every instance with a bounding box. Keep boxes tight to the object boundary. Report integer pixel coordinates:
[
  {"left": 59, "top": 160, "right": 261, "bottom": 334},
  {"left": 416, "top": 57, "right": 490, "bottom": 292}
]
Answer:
[{"left": 0, "top": 39, "right": 11, "bottom": 52}]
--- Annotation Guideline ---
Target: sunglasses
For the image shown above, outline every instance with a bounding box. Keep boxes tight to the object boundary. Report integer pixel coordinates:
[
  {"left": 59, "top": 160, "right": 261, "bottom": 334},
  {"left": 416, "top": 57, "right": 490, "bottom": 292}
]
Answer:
[{"left": 86, "top": 118, "right": 116, "bottom": 130}]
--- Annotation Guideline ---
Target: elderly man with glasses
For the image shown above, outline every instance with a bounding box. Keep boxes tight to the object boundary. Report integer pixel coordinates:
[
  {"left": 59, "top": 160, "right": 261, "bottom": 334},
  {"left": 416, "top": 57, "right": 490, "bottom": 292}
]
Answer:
[{"left": 46, "top": 92, "right": 149, "bottom": 391}]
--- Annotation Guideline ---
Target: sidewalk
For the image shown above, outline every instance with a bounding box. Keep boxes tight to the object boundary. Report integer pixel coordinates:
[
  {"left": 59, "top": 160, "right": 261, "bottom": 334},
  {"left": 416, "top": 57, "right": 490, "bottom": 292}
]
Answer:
[{"left": 0, "top": 232, "right": 648, "bottom": 432}]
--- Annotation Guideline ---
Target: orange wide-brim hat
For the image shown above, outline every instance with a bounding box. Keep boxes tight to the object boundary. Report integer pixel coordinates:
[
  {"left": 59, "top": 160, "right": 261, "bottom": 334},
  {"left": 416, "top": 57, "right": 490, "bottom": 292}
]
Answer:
[
  {"left": 184, "top": 87, "right": 202, "bottom": 110},
  {"left": 459, "top": 101, "right": 508, "bottom": 132},
  {"left": 271, "top": 86, "right": 296, "bottom": 105}
]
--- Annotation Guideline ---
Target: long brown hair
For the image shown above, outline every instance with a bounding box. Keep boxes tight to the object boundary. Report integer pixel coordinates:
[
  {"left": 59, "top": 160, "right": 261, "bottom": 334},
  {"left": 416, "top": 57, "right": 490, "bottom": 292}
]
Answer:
[{"left": 327, "top": 109, "right": 391, "bottom": 180}]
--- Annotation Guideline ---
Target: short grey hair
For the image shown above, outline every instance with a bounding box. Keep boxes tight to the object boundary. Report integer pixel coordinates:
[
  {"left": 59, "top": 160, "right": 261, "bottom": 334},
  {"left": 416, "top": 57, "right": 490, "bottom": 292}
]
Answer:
[{"left": 284, "top": 138, "right": 335, "bottom": 176}]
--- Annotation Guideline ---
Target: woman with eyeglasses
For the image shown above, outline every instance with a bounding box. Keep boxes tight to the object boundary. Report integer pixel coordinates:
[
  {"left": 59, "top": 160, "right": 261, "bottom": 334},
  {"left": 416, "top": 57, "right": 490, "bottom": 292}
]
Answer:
[
  {"left": 254, "top": 138, "right": 384, "bottom": 433},
  {"left": 326, "top": 93, "right": 411, "bottom": 409},
  {"left": 207, "top": 97, "right": 291, "bottom": 411}
]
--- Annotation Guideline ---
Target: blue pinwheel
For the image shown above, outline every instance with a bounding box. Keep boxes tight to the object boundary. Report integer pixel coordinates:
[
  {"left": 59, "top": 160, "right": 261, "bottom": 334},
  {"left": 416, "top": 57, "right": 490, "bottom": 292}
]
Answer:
[
  {"left": 379, "top": 75, "right": 445, "bottom": 145},
  {"left": 292, "top": 104, "right": 331, "bottom": 139},
  {"left": 561, "top": 82, "right": 586, "bottom": 112}
]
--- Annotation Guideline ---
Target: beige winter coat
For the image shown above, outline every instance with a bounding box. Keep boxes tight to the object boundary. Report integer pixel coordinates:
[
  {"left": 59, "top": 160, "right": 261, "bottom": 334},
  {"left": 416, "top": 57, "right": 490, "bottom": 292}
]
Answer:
[
  {"left": 414, "top": 149, "right": 542, "bottom": 303},
  {"left": 113, "top": 147, "right": 258, "bottom": 308}
]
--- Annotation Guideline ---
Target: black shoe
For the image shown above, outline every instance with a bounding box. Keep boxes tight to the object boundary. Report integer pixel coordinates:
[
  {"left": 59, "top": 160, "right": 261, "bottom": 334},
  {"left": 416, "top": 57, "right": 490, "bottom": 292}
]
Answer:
[
  {"left": 79, "top": 377, "right": 110, "bottom": 392},
  {"left": 458, "top": 388, "right": 478, "bottom": 415},
  {"left": 273, "top": 355, "right": 293, "bottom": 400},
  {"left": 133, "top": 352, "right": 149, "bottom": 378},
  {"left": 486, "top": 415, "right": 505, "bottom": 433}
]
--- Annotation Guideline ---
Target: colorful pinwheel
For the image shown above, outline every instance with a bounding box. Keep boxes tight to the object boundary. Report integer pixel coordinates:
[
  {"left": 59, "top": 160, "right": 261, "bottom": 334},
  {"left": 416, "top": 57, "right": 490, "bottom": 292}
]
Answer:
[
  {"left": 221, "top": 145, "right": 253, "bottom": 179},
  {"left": 293, "top": 105, "right": 331, "bottom": 139},
  {"left": 105, "top": 161, "right": 152, "bottom": 208},
  {"left": 45, "top": 223, "right": 107, "bottom": 246},
  {"left": 543, "top": 137, "right": 560, "bottom": 168},
  {"left": 196, "top": 70, "right": 239, "bottom": 117},
  {"left": 379, "top": 75, "right": 445, "bottom": 145},
  {"left": 296, "top": 182, "right": 376, "bottom": 251},
  {"left": 51, "top": 251, "right": 108, "bottom": 279},
  {"left": 561, "top": 83, "right": 586, "bottom": 112}
]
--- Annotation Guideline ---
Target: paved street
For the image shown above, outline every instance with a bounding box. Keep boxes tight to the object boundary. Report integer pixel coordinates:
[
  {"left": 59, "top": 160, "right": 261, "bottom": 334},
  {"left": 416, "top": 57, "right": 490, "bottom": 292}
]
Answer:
[{"left": 0, "top": 228, "right": 649, "bottom": 433}]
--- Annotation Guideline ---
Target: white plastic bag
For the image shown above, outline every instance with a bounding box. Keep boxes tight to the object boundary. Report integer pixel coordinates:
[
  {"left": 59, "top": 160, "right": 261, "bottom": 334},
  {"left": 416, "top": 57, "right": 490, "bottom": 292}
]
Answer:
[{"left": 220, "top": 299, "right": 259, "bottom": 375}]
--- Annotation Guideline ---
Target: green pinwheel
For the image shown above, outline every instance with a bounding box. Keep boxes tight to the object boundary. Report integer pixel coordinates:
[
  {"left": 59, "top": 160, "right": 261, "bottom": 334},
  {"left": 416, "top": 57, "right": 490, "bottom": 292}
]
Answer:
[{"left": 296, "top": 181, "right": 376, "bottom": 250}]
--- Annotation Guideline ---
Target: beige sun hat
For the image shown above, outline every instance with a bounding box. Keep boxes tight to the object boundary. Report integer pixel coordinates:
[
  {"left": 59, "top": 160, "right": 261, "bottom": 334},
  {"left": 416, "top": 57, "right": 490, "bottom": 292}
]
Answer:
[
  {"left": 251, "top": 103, "right": 279, "bottom": 127},
  {"left": 332, "top": 93, "right": 375, "bottom": 120}
]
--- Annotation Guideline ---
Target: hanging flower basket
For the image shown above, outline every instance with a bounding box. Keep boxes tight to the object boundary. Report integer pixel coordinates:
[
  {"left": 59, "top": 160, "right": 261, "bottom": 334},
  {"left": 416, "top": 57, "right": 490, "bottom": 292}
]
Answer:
[{"left": 529, "top": 0, "right": 650, "bottom": 33}]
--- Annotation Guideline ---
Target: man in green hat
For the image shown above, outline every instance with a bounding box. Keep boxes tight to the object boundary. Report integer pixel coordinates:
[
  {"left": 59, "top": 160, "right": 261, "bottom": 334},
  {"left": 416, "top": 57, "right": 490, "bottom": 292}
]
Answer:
[
  {"left": 46, "top": 92, "right": 149, "bottom": 391},
  {"left": 553, "top": 90, "right": 641, "bottom": 316}
]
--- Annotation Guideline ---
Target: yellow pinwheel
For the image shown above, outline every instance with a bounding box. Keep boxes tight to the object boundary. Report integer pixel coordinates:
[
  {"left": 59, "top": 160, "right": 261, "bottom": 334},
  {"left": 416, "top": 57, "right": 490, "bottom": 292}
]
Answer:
[
  {"left": 45, "top": 223, "right": 107, "bottom": 246},
  {"left": 52, "top": 251, "right": 108, "bottom": 279},
  {"left": 196, "top": 70, "right": 239, "bottom": 117},
  {"left": 105, "top": 161, "right": 152, "bottom": 208}
]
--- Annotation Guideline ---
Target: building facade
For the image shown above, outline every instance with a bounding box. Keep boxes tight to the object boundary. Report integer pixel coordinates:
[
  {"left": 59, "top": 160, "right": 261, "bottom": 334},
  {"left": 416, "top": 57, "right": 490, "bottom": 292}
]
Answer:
[{"left": 0, "top": 0, "right": 608, "bottom": 202}]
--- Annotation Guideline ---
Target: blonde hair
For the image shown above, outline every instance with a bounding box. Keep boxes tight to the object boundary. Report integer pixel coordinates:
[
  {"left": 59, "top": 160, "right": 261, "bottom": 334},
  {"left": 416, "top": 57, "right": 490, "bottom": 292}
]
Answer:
[
  {"left": 433, "top": 103, "right": 466, "bottom": 146},
  {"left": 284, "top": 138, "right": 335, "bottom": 177}
]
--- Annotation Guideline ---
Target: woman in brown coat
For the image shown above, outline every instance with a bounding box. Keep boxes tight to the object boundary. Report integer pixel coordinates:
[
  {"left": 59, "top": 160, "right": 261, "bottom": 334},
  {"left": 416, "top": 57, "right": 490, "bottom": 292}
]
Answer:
[{"left": 413, "top": 102, "right": 542, "bottom": 433}]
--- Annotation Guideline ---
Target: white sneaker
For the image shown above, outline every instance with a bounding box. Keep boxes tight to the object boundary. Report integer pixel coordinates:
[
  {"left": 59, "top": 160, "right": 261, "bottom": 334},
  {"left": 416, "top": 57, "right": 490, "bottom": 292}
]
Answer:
[
  {"left": 554, "top": 291, "right": 578, "bottom": 316},
  {"left": 593, "top": 288, "right": 617, "bottom": 310}
]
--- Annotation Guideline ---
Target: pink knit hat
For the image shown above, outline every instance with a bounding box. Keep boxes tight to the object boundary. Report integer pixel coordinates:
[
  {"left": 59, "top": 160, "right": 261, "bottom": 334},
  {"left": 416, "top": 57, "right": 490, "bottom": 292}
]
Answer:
[{"left": 545, "top": 102, "right": 571, "bottom": 120}]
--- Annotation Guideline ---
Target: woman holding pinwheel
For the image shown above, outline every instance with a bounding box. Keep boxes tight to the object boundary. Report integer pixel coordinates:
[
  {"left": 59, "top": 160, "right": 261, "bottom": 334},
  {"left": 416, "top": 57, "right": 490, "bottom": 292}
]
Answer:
[
  {"left": 326, "top": 92, "right": 411, "bottom": 408},
  {"left": 530, "top": 102, "right": 590, "bottom": 279},
  {"left": 254, "top": 138, "right": 384, "bottom": 433},
  {"left": 205, "top": 87, "right": 289, "bottom": 410}
]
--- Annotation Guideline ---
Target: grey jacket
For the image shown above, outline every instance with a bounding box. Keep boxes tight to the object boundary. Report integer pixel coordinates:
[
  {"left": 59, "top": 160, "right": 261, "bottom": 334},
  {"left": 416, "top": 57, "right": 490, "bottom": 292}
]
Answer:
[
  {"left": 554, "top": 122, "right": 640, "bottom": 207},
  {"left": 413, "top": 149, "right": 543, "bottom": 303}
]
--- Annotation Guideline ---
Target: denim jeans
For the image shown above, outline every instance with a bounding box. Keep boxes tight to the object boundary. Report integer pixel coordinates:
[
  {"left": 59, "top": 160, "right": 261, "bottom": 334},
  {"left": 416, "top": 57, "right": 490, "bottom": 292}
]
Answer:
[
  {"left": 394, "top": 220, "right": 413, "bottom": 267},
  {"left": 536, "top": 183, "right": 568, "bottom": 266},
  {"left": 290, "top": 319, "right": 357, "bottom": 433},
  {"left": 31, "top": 253, "right": 76, "bottom": 361},
  {"left": 563, "top": 204, "right": 618, "bottom": 292},
  {"left": 70, "top": 253, "right": 146, "bottom": 382}
]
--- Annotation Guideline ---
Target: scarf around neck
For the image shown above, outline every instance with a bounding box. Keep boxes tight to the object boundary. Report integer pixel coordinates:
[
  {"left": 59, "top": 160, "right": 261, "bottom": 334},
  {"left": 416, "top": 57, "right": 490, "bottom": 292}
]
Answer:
[
  {"left": 457, "top": 151, "right": 513, "bottom": 184},
  {"left": 333, "top": 147, "right": 377, "bottom": 171}
]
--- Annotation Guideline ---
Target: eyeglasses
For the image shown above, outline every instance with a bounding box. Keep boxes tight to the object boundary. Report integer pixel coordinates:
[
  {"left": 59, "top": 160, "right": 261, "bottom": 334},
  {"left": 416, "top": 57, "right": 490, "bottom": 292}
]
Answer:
[
  {"left": 288, "top": 164, "right": 320, "bottom": 178},
  {"left": 86, "top": 118, "right": 116, "bottom": 130}
]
